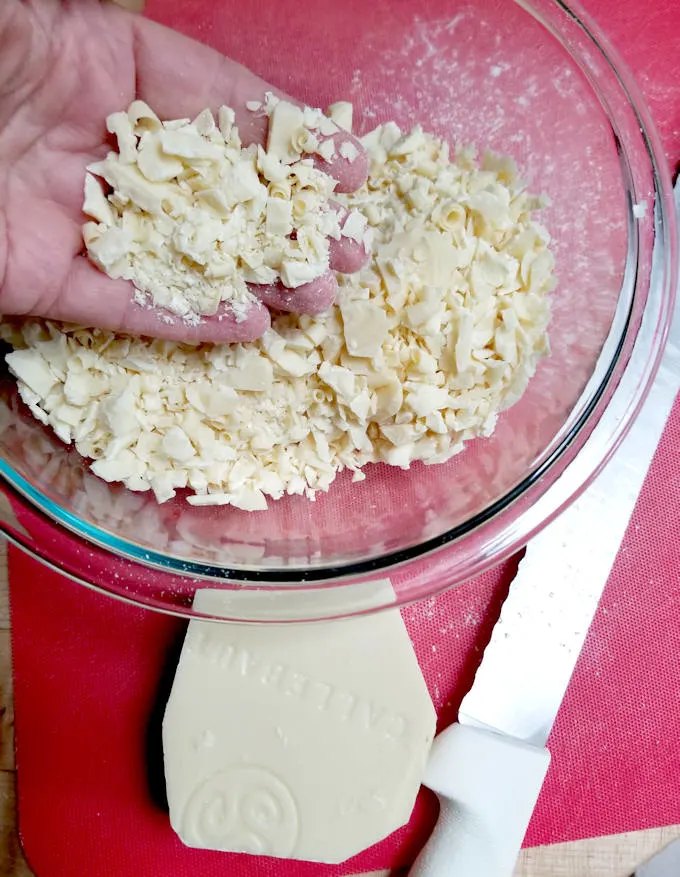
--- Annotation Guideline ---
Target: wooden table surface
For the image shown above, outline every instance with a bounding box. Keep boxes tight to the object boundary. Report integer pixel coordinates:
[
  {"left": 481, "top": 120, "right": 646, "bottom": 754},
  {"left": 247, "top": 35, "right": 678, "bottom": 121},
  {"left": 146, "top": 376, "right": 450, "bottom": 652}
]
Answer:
[{"left": 0, "top": 543, "right": 678, "bottom": 876}]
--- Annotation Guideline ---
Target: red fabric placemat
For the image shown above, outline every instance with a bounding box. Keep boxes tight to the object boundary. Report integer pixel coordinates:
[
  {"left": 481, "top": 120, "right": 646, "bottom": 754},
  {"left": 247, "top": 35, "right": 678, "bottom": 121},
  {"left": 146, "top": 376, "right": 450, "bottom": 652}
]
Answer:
[{"left": 10, "top": 399, "right": 680, "bottom": 876}]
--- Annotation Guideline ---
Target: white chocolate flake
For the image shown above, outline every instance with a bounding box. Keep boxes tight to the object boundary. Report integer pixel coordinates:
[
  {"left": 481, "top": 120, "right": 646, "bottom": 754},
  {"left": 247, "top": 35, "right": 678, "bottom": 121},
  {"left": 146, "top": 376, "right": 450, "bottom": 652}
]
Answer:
[
  {"left": 316, "top": 140, "right": 337, "bottom": 162},
  {"left": 339, "top": 141, "right": 360, "bottom": 163},
  {"left": 327, "top": 101, "right": 353, "bottom": 132},
  {"left": 341, "top": 210, "right": 368, "bottom": 244}
]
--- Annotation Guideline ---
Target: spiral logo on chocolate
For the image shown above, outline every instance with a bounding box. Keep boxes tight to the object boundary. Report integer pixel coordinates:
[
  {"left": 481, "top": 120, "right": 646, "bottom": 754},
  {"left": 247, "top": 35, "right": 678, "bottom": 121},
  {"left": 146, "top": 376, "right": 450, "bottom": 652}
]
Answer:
[{"left": 182, "top": 765, "right": 299, "bottom": 857}]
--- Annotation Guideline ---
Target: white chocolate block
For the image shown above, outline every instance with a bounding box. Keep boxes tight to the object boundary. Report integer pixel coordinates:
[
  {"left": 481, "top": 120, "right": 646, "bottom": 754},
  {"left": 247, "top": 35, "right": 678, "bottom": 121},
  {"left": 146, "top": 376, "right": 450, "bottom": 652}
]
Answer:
[{"left": 163, "top": 586, "right": 435, "bottom": 863}]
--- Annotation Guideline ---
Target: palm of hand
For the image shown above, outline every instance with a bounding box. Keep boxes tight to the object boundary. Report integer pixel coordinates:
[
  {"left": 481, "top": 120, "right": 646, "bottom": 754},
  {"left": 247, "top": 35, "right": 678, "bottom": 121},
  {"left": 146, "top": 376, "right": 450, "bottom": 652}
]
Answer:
[
  {"left": 0, "top": 2, "right": 137, "bottom": 328},
  {"left": 0, "top": 1, "right": 367, "bottom": 342}
]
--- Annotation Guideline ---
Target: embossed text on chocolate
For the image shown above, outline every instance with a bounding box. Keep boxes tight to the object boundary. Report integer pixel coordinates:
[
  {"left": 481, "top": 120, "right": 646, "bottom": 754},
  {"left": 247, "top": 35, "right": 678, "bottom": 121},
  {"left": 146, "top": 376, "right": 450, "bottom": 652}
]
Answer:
[{"left": 188, "top": 628, "right": 410, "bottom": 744}]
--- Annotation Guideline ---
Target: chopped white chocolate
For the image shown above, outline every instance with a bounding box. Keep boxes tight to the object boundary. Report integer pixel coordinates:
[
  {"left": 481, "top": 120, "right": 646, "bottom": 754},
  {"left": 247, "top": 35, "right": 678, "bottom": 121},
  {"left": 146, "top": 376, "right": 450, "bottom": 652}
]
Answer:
[
  {"left": 159, "top": 128, "right": 223, "bottom": 161},
  {"left": 265, "top": 198, "right": 293, "bottom": 236},
  {"left": 8, "top": 120, "right": 554, "bottom": 509},
  {"left": 193, "top": 108, "right": 216, "bottom": 136},
  {"left": 106, "top": 112, "right": 137, "bottom": 164},
  {"left": 318, "top": 117, "right": 339, "bottom": 137},
  {"left": 316, "top": 140, "right": 337, "bottom": 162},
  {"left": 5, "top": 349, "right": 58, "bottom": 398},
  {"left": 83, "top": 99, "right": 343, "bottom": 324},
  {"left": 340, "top": 299, "right": 388, "bottom": 358},
  {"left": 339, "top": 141, "right": 360, "bottom": 162},
  {"left": 280, "top": 259, "right": 327, "bottom": 289},
  {"left": 136, "top": 136, "right": 184, "bottom": 182},
  {"left": 341, "top": 210, "right": 368, "bottom": 244},
  {"left": 83, "top": 174, "right": 114, "bottom": 226},
  {"left": 327, "top": 101, "right": 353, "bottom": 132},
  {"left": 127, "top": 100, "right": 162, "bottom": 133},
  {"left": 218, "top": 105, "right": 235, "bottom": 138},
  {"left": 266, "top": 100, "right": 306, "bottom": 164}
]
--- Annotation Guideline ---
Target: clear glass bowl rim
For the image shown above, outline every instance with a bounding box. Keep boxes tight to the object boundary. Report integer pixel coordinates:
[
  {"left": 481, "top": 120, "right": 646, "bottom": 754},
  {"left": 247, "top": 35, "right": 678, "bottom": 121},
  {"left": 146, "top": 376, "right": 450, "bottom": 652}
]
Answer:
[{"left": 0, "top": 0, "right": 676, "bottom": 621}]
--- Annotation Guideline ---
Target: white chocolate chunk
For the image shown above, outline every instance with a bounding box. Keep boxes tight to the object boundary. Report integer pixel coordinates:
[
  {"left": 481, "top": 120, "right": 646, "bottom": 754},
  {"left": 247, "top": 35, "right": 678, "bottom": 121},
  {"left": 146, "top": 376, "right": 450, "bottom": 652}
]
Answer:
[
  {"left": 83, "top": 174, "right": 114, "bottom": 226},
  {"left": 6, "top": 349, "right": 57, "bottom": 398},
  {"left": 318, "top": 116, "right": 339, "bottom": 137},
  {"left": 327, "top": 101, "right": 353, "bottom": 132},
  {"left": 127, "top": 100, "right": 162, "bottom": 133},
  {"left": 341, "top": 210, "right": 368, "bottom": 243},
  {"left": 267, "top": 100, "right": 305, "bottom": 164},
  {"left": 193, "top": 108, "right": 216, "bottom": 136},
  {"left": 88, "top": 160, "right": 169, "bottom": 215},
  {"left": 91, "top": 449, "right": 142, "bottom": 482},
  {"left": 269, "top": 349, "right": 314, "bottom": 378},
  {"left": 81, "top": 226, "right": 132, "bottom": 275},
  {"left": 316, "top": 139, "right": 336, "bottom": 162},
  {"left": 280, "top": 260, "right": 327, "bottom": 289},
  {"left": 185, "top": 493, "right": 231, "bottom": 507},
  {"left": 136, "top": 135, "right": 184, "bottom": 182},
  {"left": 318, "top": 362, "right": 356, "bottom": 400},
  {"left": 389, "top": 126, "right": 426, "bottom": 157},
  {"left": 162, "top": 426, "right": 196, "bottom": 463},
  {"left": 266, "top": 198, "right": 293, "bottom": 236},
  {"left": 229, "top": 486, "right": 268, "bottom": 511},
  {"left": 163, "top": 586, "right": 435, "bottom": 863},
  {"left": 218, "top": 105, "right": 235, "bottom": 138},
  {"left": 339, "top": 141, "right": 360, "bottom": 162},
  {"left": 340, "top": 299, "right": 389, "bottom": 358},
  {"left": 257, "top": 148, "right": 288, "bottom": 183},
  {"left": 225, "top": 159, "right": 266, "bottom": 203},
  {"left": 221, "top": 358, "right": 273, "bottom": 392},
  {"left": 159, "top": 129, "right": 223, "bottom": 161},
  {"left": 106, "top": 112, "right": 137, "bottom": 164}
]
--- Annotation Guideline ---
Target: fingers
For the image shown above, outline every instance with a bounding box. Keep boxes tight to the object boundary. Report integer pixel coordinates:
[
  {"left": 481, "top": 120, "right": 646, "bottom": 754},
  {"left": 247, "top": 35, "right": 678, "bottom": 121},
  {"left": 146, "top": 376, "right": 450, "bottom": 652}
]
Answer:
[
  {"left": 127, "top": 14, "right": 274, "bottom": 144},
  {"left": 314, "top": 134, "right": 370, "bottom": 194},
  {"left": 251, "top": 271, "right": 338, "bottom": 316},
  {"left": 40, "top": 257, "right": 271, "bottom": 343},
  {"left": 141, "top": 302, "right": 272, "bottom": 343},
  {"left": 123, "top": 12, "right": 367, "bottom": 193},
  {"left": 329, "top": 204, "right": 371, "bottom": 274},
  {"left": 252, "top": 217, "right": 368, "bottom": 318}
]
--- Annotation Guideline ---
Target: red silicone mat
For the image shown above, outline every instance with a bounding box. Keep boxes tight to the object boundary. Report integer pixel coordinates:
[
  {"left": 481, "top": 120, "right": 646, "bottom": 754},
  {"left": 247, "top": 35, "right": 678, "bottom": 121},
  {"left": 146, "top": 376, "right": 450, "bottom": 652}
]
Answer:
[
  {"left": 9, "top": 397, "right": 680, "bottom": 877},
  {"left": 9, "top": 0, "right": 680, "bottom": 873}
]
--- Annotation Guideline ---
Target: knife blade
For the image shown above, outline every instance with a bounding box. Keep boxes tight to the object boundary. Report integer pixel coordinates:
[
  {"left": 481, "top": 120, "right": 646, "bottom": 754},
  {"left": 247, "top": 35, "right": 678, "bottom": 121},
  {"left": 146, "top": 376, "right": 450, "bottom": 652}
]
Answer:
[
  {"left": 410, "top": 180, "right": 680, "bottom": 877},
  {"left": 632, "top": 837, "right": 680, "bottom": 877}
]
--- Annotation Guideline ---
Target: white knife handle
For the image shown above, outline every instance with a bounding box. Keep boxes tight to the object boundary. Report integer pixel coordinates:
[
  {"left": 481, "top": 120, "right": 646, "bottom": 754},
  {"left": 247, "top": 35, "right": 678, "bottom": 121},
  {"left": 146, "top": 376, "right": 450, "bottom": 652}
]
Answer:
[{"left": 410, "top": 723, "right": 551, "bottom": 877}]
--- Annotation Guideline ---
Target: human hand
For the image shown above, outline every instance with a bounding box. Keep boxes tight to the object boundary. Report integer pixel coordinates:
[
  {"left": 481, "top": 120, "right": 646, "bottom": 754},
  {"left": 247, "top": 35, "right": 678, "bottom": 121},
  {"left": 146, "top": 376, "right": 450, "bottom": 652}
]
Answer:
[{"left": 0, "top": 0, "right": 369, "bottom": 342}]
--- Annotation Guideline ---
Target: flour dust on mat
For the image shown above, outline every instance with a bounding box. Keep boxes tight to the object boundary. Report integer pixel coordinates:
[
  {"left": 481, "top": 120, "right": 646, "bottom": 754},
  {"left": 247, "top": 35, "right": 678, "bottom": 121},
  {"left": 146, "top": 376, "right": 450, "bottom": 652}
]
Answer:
[{"left": 2, "top": 103, "right": 556, "bottom": 511}]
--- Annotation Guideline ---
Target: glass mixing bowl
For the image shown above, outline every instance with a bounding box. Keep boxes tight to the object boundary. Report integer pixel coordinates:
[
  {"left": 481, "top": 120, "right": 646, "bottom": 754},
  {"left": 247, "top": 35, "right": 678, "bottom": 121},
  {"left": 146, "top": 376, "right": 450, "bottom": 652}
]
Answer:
[{"left": 0, "top": 0, "right": 676, "bottom": 621}]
